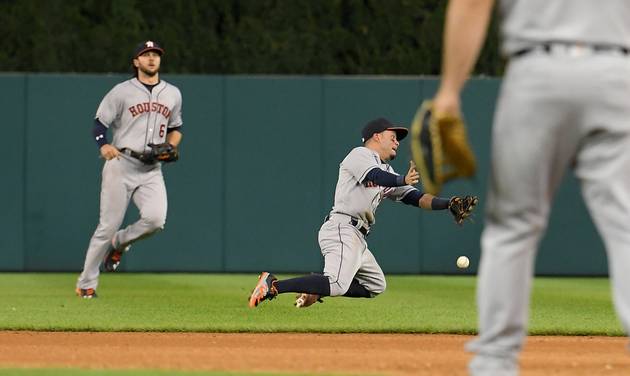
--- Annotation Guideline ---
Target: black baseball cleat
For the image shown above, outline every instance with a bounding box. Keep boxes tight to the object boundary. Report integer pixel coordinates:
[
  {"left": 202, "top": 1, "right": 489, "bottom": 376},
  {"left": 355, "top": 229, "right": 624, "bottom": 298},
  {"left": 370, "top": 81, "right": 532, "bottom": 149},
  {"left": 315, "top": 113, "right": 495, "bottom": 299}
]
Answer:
[
  {"left": 75, "top": 287, "right": 97, "bottom": 299},
  {"left": 103, "top": 239, "right": 131, "bottom": 272},
  {"left": 248, "top": 272, "right": 278, "bottom": 308}
]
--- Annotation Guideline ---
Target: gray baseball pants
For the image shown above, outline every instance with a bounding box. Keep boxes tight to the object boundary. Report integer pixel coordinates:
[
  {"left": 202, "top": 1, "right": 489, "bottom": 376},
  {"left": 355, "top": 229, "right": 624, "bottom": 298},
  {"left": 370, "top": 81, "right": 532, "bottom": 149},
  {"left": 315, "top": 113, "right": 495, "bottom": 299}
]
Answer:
[
  {"left": 467, "top": 49, "right": 630, "bottom": 375},
  {"left": 319, "top": 213, "right": 386, "bottom": 297},
  {"left": 77, "top": 155, "right": 167, "bottom": 290}
]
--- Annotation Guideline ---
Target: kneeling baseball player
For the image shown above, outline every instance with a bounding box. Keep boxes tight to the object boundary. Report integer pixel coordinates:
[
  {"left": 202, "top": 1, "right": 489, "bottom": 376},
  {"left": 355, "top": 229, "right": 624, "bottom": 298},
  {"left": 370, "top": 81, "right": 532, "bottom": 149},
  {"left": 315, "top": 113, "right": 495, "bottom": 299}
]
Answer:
[{"left": 248, "top": 118, "right": 477, "bottom": 308}]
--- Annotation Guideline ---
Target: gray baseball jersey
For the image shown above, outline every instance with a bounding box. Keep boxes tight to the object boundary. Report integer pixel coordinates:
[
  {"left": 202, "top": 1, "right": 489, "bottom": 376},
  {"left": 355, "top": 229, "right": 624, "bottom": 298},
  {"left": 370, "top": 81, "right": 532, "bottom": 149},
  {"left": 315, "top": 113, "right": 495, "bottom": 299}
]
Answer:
[
  {"left": 96, "top": 78, "right": 183, "bottom": 152},
  {"left": 467, "top": 1, "right": 630, "bottom": 374},
  {"left": 330, "top": 146, "right": 415, "bottom": 226},
  {"left": 321, "top": 146, "right": 416, "bottom": 296},
  {"left": 500, "top": 0, "right": 630, "bottom": 55},
  {"left": 77, "top": 77, "right": 183, "bottom": 291}
]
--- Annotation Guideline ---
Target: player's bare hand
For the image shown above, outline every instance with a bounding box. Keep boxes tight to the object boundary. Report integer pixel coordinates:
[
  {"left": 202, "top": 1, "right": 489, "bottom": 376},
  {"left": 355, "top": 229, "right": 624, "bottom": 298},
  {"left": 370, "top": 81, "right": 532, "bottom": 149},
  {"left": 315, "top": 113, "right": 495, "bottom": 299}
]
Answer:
[
  {"left": 432, "top": 89, "right": 462, "bottom": 118},
  {"left": 100, "top": 144, "right": 120, "bottom": 160},
  {"left": 405, "top": 160, "right": 420, "bottom": 185}
]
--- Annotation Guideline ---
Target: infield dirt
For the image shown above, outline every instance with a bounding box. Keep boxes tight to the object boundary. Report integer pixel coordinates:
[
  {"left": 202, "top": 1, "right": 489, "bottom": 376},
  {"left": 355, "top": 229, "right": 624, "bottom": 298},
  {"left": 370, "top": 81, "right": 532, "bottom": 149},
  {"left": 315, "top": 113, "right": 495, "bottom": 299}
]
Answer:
[{"left": 0, "top": 332, "right": 629, "bottom": 375}]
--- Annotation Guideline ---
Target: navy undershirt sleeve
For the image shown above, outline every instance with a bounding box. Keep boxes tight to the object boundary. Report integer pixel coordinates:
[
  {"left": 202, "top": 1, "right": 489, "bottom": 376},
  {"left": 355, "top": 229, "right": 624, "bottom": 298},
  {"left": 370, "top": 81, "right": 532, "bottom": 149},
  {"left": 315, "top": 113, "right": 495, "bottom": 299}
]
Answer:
[
  {"left": 431, "top": 197, "right": 450, "bottom": 210},
  {"left": 364, "top": 168, "right": 406, "bottom": 187},
  {"left": 92, "top": 118, "right": 108, "bottom": 148},
  {"left": 401, "top": 190, "right": 424, "bottom": 207},
  {"left": 167, "top": 126, "right": 183, "bottom": 134}
]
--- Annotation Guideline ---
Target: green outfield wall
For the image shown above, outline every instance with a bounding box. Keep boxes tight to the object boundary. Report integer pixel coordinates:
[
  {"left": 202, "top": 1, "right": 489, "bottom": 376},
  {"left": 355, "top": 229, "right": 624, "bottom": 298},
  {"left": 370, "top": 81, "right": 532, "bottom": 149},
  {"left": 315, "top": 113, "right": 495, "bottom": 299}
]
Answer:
[{"left": 0, "top": 74, "right": 606, "bottom": 275}]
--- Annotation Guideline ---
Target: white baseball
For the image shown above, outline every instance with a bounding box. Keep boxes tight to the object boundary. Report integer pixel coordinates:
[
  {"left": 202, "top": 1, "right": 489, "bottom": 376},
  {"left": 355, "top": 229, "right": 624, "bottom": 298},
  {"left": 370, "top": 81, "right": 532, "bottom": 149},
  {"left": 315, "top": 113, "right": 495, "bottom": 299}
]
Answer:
[{"left": 456, "top": 256, "right": 470, "bottom": 269}]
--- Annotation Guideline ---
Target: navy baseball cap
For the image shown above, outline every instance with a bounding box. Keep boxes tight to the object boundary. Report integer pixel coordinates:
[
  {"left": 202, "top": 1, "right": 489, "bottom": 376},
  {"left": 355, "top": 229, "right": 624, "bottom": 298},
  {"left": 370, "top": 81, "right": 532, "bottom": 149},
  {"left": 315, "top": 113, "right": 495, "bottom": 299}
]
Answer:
[
  {"left": 133, "top": 40, "right": 164, "bottom": 58},
  {"left": 361, "top": 118, "right": 408, "bottom": 143}
]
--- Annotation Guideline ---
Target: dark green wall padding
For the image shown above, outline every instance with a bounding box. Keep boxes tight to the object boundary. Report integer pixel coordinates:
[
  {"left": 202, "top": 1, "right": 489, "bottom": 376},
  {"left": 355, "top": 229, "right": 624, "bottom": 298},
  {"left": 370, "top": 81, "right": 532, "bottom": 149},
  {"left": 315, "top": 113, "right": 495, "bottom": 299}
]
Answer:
[{"left": 0, "top": 74, "right": 606, "bottom": 275}]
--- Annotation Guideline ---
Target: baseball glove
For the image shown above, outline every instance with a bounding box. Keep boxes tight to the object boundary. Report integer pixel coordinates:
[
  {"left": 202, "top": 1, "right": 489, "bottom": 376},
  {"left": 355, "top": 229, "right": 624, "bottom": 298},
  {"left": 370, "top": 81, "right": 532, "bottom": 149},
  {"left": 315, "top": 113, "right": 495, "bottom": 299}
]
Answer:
[
  {"left": 294, "top": 293, "right": 323, "bottom": 308},
  {"left": 448, "top": 195, "right": 479, "bottom": 226},
  {"left": 147, "top": 142, "right": 179, "bottom": 163},
  {"left": 410, "top": 100, "right": 476, "bottom": 195}
]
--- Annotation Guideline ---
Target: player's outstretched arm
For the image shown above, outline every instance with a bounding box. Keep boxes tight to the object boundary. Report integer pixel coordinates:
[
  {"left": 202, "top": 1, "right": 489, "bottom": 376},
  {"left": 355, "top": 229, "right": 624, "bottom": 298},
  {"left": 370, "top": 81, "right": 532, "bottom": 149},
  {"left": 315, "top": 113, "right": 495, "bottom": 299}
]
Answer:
[
  {"left": 419, "top": 193, "right": 437, "bottom": 210},
  {"left": 433, "top": 0, "right": 495, "bottom": 117},
  {"left": 415, "top": 193, "right": 479, "bottom": 225},
  {"left": 402, "top": 190, "right": 447, "bottom": 210}
]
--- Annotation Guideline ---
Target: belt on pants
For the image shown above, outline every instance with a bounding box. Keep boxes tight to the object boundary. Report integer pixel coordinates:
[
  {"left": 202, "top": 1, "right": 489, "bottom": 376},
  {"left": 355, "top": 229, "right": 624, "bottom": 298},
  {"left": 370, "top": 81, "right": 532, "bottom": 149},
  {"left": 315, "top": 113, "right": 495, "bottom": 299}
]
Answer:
[
  {"left": 325, "top": 214, "right": 370, "bottom": 237},
  {"left": 511, "top": 43, "right": 630, "bottom": 58},
  {"left": 120, "top": 148, "right": 152, "bottom": 163}
]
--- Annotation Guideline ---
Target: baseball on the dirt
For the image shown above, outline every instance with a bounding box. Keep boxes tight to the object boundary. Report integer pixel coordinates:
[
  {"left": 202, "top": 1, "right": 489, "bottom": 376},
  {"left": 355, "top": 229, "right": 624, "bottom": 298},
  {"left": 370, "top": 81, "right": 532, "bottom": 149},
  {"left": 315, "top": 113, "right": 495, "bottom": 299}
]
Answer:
[{"left": 456, "top": 256, "right": 470, "bottom": 269}]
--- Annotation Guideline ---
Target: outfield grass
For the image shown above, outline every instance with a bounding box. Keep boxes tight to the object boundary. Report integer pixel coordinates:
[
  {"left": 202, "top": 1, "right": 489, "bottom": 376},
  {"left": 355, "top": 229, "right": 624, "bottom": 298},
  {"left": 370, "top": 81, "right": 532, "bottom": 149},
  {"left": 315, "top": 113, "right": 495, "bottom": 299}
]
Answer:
[{"left": 0, "top": 273, "right": 622, "bottom": 335}]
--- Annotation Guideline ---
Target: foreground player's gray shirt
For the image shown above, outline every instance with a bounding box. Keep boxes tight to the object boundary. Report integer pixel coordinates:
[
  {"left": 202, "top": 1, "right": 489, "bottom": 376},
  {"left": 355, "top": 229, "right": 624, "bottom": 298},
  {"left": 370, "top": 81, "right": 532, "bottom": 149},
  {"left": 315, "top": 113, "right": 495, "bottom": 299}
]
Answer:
[{"left": 500, "top": 0, "right": 630, "bottom": 55}]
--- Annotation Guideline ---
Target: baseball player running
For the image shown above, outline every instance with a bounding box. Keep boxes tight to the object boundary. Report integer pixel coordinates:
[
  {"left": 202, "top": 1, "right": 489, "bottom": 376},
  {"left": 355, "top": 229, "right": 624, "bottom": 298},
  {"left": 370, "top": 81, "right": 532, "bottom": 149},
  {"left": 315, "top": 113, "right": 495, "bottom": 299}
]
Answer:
[
  {"left": 431, "top": 0, "right": 630, "bottom": 374},
  {"left": 248, "top": 118, "right": 477, "bottom": 308},
  {"left": 76, "top": 40, "right": 183, "bottom": 298}
]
